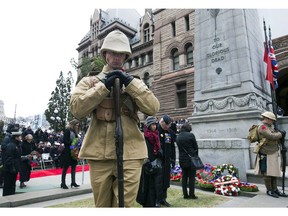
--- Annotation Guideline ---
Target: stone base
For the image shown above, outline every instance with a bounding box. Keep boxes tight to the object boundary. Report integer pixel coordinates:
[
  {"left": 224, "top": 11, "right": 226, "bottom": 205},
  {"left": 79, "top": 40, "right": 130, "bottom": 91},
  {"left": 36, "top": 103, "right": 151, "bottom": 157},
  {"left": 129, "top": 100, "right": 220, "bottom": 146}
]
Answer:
[{"left": 197, "top": 138, "right": 250, "bottom": 182}]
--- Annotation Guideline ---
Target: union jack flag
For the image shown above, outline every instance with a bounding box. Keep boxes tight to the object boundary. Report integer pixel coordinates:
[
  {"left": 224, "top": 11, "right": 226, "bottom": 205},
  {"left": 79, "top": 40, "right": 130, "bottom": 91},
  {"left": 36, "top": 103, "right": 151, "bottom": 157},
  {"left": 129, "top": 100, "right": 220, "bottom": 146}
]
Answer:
[{"left": 264, "top": 41, "right": 279, "bottom": 89}]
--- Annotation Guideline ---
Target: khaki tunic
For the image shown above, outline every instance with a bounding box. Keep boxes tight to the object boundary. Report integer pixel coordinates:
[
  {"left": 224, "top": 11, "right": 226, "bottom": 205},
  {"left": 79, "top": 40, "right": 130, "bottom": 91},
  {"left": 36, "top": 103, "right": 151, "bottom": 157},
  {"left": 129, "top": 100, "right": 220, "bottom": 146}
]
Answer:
[
  {"left": 254, "top": 123, "right": 282, "bottom": 177},
  {"left": 70, "top": 65, "right": 160, "bottom": 161}
]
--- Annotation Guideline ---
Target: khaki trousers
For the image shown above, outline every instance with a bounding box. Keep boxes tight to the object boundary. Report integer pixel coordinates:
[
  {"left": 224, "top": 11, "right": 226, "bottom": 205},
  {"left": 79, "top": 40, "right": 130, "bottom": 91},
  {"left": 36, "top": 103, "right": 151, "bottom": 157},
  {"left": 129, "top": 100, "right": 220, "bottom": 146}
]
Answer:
[{"left": 88, "top": 159, "right": 143, "bottom": 207}]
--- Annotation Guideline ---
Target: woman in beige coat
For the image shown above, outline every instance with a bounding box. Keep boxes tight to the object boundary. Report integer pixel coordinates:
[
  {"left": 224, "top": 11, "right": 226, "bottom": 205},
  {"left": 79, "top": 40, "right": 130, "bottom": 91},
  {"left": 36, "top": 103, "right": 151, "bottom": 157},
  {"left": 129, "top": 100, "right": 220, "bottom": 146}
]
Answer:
[
  {"left": 254, "top": 111, "right": 287, "bottom": 198},
  {"left": 70, "top": 30, "right": 160, "bottom": 207}
]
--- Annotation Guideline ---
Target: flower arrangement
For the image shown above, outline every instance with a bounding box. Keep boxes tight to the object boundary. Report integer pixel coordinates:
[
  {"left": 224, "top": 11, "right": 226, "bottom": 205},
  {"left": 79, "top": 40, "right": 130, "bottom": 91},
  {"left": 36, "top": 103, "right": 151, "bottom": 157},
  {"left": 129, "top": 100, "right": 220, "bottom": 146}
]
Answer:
[
  {"left": 239, "top": 182, "right": 259, "bottom": 192},
  {"left": 29, "top": 150, "right": 41, "bottom": 167},
  {"left": 213, "top": 175, "right": 240, "bottom": 196},
  {"left": 70, "top": 136, "right": 83, "bottom": 161},
  {"left": 211, "top": 163, "right": 239, "bottom": 178},
  {"left": 195, "top": 164, "right": 215, "bottom": 191},
  {"left": 194, "top": 163, "right": 258, "bottom": 196},
  {"left": 170, "top": 165, "right": 182, "bottom": 181}
]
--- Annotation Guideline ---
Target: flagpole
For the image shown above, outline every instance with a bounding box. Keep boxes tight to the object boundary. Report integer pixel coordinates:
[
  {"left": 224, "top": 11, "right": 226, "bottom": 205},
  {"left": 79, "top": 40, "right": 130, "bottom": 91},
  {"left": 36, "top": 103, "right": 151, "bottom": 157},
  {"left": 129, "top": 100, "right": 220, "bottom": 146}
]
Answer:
[
  {"left": 268, "top": 26, "right": 278, "bottom": 117},
  {"left": 263, "top": 19, "right": 277, "bottom": 116},
  {"left": 265, "top": 21, "right": 287, "bottom": 196}
]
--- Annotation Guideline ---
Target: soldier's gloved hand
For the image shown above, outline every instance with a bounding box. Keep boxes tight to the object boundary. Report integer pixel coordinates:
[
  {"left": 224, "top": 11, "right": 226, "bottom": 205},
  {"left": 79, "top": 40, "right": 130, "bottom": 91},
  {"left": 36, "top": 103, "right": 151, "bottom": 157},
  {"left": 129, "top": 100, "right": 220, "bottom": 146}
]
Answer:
[
  {"left": 279, "top": 129, "right": 286, "bottom": 138},
  {"left": 101, "top": 74, "right": 118, "bottom": 91},
  {"left": 108, "top": 70, "right": 133, "bottom": 87}
]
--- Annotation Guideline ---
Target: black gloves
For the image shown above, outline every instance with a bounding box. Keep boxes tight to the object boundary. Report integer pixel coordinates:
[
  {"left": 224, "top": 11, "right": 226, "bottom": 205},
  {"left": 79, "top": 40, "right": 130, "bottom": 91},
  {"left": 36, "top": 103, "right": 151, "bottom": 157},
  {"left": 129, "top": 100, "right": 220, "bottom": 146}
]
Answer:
[
  {"left": 107, "top": 70, "right": 134, "bottom": 87},
  {"left": 101, "top": 74, "right": 119, "bottom": 91},
  {"left": 278, "top": 129, "right": 286, "bottom": 138}
]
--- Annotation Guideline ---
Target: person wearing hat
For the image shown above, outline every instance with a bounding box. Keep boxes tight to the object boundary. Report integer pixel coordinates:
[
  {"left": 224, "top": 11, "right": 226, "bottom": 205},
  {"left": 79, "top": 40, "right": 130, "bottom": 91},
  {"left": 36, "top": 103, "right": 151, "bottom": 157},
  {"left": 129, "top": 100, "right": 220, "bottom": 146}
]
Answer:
[
  {"left": 136, "top": 116, "right": 163, "bottom": 207},
  {"left": 70, "top": 30, "right": 160, "bottom": 207},
  {"left": 254, "top": 111, "right": 287, "bottom": 198},
  {"left": 157, "top": 114, "right": 176, "bottom": 207},
  {"left": 1, "top": 131, "right": 22, "bottom": 196}
]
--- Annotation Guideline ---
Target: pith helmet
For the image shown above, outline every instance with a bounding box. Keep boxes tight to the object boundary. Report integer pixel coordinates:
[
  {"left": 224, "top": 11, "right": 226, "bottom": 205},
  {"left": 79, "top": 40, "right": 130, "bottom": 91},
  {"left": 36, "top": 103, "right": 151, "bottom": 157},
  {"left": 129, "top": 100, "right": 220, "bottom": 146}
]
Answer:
[
  {"left": 100, "top": 30, "right": 132, "bottom": 62},
  {"left": 261, "top": 111, "right": 276, "bottom": 121}
]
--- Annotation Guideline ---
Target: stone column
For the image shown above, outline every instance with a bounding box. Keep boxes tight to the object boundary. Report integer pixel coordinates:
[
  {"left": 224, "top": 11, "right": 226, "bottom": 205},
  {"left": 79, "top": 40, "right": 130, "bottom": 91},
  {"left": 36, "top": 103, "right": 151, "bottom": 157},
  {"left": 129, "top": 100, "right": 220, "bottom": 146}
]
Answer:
[{"left": 188, "top": 9, "right": 272, "bottom": 181}]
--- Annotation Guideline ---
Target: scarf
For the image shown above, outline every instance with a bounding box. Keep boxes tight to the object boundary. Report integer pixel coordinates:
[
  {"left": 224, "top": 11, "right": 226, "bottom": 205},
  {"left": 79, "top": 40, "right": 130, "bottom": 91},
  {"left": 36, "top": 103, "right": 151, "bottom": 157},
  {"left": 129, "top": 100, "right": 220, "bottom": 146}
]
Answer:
[{"left": 144, "top": 126, "right": 160, "bottom": 156}]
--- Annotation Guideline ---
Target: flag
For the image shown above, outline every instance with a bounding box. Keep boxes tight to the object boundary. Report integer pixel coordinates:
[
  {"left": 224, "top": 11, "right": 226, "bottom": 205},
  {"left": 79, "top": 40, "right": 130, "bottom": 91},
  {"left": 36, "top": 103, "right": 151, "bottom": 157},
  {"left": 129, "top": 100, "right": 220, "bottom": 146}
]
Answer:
[
  {"left": 263, "top": 40, "right": 279, "bottom": 89},
  {"left": 264, "top": 44, "right": 274, "bottom": 89},
  {"left": 269, "top": 43, "right": 279, "bottom": 89}
]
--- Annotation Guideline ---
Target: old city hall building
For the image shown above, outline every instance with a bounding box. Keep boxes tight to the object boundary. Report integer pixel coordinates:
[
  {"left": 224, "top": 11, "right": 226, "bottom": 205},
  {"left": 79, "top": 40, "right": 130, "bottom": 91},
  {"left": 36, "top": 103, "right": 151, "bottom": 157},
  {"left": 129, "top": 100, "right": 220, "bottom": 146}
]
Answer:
[{"left": 75, "top": 9, "right": 288, "bottom": 122}]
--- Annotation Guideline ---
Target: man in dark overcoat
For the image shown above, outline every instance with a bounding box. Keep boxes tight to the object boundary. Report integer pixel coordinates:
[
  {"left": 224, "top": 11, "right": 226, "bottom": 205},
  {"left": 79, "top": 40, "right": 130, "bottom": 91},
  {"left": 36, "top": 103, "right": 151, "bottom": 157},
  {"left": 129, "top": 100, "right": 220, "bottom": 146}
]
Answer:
[{"left": 157, "top": 114, "right": 176, "bottom": 207}]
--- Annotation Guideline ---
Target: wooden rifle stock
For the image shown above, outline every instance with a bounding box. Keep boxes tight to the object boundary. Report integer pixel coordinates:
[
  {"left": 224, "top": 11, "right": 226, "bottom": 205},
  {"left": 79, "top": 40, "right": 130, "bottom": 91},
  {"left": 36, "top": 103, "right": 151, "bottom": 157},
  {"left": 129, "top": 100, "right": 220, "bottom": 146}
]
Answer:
[{"left": 114, "top": 78, "right": 124, "bottom": 207}]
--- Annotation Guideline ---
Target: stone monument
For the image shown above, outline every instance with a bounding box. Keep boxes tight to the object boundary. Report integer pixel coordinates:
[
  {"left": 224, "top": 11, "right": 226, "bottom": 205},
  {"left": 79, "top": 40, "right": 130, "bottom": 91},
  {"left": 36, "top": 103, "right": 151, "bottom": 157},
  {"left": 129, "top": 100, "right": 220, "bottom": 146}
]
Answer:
[{"left": 188, "top": 9, "right": 272, "bottom": 181}]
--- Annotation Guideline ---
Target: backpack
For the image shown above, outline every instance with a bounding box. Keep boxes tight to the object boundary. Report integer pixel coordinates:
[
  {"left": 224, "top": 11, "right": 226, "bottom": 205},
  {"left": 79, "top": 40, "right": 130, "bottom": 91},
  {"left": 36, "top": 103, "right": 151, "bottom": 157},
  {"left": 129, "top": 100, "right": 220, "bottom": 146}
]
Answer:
[{"left": 248, "top": 125, "right": 260, "bottom": 143}]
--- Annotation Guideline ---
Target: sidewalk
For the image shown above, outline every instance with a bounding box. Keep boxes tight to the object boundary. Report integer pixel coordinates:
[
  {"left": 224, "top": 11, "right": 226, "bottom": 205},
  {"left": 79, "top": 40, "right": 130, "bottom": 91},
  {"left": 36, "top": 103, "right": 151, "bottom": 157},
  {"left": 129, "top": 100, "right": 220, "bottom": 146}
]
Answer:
[{"left": 0, "top": 169, "right": 288, "bottom": 208}]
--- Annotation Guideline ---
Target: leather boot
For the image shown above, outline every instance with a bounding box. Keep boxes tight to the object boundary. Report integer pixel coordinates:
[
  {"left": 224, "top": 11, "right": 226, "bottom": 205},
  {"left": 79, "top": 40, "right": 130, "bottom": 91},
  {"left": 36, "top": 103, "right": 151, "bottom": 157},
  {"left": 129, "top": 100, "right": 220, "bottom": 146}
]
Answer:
[
  {"left": 274, "top": 189, "right": 288, "bottom": 197},
  {"left": 266, "top": 190, "right": 279, "bottom": 198}
]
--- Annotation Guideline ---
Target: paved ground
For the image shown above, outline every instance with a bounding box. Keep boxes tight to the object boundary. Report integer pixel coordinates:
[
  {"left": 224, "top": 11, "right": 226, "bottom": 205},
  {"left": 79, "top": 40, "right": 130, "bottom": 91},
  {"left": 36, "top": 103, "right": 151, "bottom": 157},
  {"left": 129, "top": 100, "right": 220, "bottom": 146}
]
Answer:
[{"left": 0, "top": 168, "right": 288, "bottom": 210}]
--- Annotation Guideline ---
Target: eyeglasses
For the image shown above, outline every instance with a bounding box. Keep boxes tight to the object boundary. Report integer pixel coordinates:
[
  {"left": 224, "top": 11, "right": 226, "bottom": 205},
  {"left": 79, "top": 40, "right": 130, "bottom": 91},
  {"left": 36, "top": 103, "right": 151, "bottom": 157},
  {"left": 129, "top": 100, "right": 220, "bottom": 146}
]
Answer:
[{"left": 106, "top": 51, "right": 126, "bottom": 57}]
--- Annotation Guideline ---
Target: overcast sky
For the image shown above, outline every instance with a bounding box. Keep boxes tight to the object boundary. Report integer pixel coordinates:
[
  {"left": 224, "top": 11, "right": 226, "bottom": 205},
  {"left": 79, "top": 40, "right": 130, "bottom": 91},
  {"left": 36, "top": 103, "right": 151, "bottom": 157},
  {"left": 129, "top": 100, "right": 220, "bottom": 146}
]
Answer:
[{"left": 0, "top": 0, "right": 287, "bottom": 118}]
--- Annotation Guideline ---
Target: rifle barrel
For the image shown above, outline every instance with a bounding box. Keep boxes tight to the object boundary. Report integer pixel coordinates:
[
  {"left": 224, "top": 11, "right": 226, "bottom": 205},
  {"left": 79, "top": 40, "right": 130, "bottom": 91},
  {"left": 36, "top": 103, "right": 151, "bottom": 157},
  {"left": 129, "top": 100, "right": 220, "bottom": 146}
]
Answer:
[{"left": 114, "top": 78, "right": 124, "bottom": 207}]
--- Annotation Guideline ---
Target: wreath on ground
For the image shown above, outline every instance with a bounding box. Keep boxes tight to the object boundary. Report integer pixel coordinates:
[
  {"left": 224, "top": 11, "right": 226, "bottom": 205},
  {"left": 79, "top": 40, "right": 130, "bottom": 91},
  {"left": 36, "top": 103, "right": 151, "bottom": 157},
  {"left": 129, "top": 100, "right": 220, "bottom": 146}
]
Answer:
[
  {"left": 170, "top": 165, "right": 182, "bottom": 181},
  {"left": 195, "top": 163, "right": 258, "bottom": 196}
]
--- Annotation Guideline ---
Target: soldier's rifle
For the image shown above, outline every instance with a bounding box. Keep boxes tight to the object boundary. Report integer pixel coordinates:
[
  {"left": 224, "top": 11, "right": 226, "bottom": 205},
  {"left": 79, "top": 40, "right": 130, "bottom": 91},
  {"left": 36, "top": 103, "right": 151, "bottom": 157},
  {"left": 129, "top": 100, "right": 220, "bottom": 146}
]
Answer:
[{"left": 113, "top": 78, "right": 124, "bottom": 207}]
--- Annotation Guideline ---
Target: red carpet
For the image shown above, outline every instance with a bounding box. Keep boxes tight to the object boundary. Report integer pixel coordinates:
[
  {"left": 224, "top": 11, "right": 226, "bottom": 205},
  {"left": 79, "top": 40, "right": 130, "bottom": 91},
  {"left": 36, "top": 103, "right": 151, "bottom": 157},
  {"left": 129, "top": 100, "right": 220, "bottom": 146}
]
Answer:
[{"left": 16, "top": 165, "right": 90, "bottom": 180}]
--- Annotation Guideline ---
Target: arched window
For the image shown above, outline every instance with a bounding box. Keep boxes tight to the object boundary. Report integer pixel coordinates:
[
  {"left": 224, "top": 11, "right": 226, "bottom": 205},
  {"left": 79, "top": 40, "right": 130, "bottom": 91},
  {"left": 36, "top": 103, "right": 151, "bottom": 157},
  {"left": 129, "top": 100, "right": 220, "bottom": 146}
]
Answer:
[
  {"left": 185, "top": 43, "right": 193, "bottom": 66},
  {"left": 171, "top": 48, "right": 179, "bottom": 70},
  {"left": 143, "top": 23, "right": 150, "bottom": 42}
]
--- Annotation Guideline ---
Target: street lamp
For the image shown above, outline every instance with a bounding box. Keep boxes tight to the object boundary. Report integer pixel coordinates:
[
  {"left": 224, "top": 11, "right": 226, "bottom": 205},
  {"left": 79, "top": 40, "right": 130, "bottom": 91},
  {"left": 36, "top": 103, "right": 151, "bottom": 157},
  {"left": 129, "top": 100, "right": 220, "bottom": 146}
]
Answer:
[{"left": 50, "top": 109, "right": 61, "bottom": 132}]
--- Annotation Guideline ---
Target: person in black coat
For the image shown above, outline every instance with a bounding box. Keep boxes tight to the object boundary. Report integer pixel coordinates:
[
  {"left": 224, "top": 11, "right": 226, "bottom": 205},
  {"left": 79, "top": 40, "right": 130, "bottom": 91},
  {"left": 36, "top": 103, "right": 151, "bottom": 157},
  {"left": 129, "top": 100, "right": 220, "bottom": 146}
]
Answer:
[
  {"left": 2, "top": 131, "right": 22, "bottom": 196},
  {"left": 19, "top": 134, "right": 36, "bottom": 188},
  {"left": 137, "top": 116, "right": 164, "bottom": 207},
  {"left": 176, "top": 123, "right": 199, "bottom": 199},
  {"left": 60, "top": 119, "right": 80, "bottom": 189},
  {"left": 157, "top": 114, "right": 176, "bottom": 207}
]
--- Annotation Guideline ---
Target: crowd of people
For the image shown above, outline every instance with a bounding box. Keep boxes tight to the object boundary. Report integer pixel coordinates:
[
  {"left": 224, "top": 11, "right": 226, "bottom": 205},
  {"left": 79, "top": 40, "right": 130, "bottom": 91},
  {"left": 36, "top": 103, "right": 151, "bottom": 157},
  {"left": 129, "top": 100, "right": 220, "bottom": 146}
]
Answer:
[
  {"left": 0, "top": 123, "right": 72, "bottom": 196},
  {"left": 1, "top": 28, "right": 286, "bottom": 207}
]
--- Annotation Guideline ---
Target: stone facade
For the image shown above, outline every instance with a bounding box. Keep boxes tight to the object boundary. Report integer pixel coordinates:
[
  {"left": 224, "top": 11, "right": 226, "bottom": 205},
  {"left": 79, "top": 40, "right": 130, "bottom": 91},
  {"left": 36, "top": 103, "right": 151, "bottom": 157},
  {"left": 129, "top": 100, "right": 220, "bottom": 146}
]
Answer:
[{"left": 76, "top": 8, "right": 288, "bottom": 122}]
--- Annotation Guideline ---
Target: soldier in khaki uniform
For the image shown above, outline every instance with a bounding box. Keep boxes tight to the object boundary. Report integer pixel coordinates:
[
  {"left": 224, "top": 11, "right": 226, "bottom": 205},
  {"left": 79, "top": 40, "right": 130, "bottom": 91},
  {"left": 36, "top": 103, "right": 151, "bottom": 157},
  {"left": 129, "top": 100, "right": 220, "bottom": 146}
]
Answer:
[
  {"left": 254, "top": 111, "right": 287, "bottom": 198},
  {"left": 70, "top": 30, "right": 160, "bottom": 207}
]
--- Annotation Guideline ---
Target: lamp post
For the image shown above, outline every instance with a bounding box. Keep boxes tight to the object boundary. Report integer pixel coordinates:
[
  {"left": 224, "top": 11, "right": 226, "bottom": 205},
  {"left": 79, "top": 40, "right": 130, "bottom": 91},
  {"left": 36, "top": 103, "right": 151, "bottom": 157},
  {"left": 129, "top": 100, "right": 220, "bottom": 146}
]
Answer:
[{"left": 50, "top": 109, "right": 61, "bottom": 132}]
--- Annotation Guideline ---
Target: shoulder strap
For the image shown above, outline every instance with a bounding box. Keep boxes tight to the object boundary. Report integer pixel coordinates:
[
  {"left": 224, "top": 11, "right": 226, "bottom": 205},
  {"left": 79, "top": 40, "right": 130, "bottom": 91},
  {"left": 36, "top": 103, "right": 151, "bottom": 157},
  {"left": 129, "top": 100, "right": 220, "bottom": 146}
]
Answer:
[
  {"left": 96, "top": 71, "right": 106, "bottom": 80},
  {"left": 181, "top": 145, "right": 193, "bottom": 158}
]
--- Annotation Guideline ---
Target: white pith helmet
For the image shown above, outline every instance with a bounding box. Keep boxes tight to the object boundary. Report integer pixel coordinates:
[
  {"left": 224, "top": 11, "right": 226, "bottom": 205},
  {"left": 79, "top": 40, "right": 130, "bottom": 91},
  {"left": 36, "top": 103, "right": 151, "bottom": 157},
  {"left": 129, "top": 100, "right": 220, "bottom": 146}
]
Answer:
[{"left": 100, "top": 30, "right": 132, "bottom": 62}]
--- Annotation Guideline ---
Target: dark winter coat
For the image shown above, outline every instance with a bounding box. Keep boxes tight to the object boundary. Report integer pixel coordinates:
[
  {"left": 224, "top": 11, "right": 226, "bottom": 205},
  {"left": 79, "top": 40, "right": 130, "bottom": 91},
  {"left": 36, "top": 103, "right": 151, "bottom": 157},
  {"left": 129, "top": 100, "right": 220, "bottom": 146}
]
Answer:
[
  {"left": 2, "top": 138, "right": 22, "bottom": 174},
  {"left": 60, "top": 128, "right": 78, "bottom": 167},
  {"left": 20, "top": 140, "right": 36, "bottom": 182},
  {"left": 176, "top": 131, "right": 198, "bottom": 168},
  {"left": 157, "top": 124, "right": 176, "bottom": 190},
  {"left": 136, "top": 127, "right": 164, "bottom": 206}
]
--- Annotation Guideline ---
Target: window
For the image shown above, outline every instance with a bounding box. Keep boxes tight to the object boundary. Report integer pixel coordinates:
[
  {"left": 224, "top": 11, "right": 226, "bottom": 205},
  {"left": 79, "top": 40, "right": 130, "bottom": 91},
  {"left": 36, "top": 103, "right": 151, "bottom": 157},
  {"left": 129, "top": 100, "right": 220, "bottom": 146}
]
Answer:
[
  {"left": 143, "top": 72, "right": 150, "bottom": 87},
  {"left": 176, "top": 83, "right": 187, "bottom": 108},
  {"left": 127, "top": 59, "right": 132, "bottom": 69},
  {"left": 171, "top": 48, "right": 179, "bottom": 70},
  {"left": 140, "top": 55, "right": 145, "bottom": 65},
  {"left": 171, "top": 21, "right": 176, "bottom": 37},
  {"left": 185, "top": 43, "right": 193, "bottom": 66},
  {"left": 147, "top": 52, "right": 153, "bottom": 63},
  {"left": 185, "top": 15, "right": 190, "bottom": 31},
  {"left": 144, "top": 23, "right": 150, "bottom": 42},
  {"left": 135, "top": 57, "right": 139, "bottom": 67}
]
